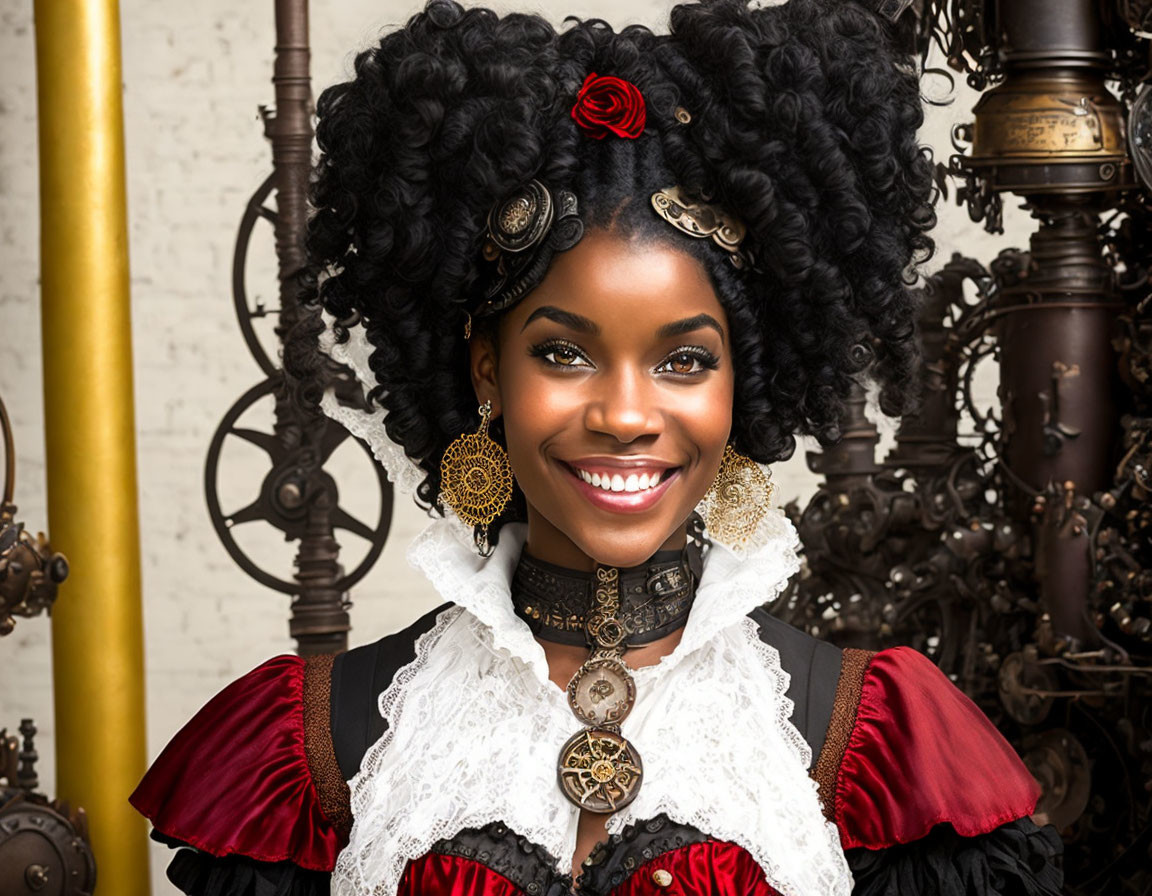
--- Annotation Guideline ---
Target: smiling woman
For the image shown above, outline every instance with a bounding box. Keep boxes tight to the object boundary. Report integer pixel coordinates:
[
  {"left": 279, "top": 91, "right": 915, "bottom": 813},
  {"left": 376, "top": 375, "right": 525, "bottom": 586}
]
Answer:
[
  {"left": 130, "top": 1, "right": 1063, "bottom": 895},
  {"left": 476, "top": 231, "right": 734, "bottom": 570}
]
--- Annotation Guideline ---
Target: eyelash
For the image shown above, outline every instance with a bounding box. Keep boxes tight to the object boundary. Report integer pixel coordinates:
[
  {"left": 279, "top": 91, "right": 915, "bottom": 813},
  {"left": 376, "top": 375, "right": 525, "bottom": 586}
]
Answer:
[{"left": 527, "top": 339, "right": 720, "bottom": 376}]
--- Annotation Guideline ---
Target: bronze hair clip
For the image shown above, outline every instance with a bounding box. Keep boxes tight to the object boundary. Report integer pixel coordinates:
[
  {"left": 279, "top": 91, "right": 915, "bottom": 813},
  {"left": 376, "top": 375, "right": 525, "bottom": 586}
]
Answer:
[{"left": 650, "top": 185, "right": 753, "bottom": 270}]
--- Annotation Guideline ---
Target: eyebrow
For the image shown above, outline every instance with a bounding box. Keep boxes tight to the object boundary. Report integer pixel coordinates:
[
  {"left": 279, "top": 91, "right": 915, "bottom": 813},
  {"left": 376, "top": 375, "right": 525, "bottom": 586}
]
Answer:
[
  {"left": 521, "top": 306, "right": 600, "bottom": 334},
  {"left": 521, "top": 306, "right": 725, "bottom": 345},
  {"left": 657, "top": 313, "right": 726, "bottom": 345}
]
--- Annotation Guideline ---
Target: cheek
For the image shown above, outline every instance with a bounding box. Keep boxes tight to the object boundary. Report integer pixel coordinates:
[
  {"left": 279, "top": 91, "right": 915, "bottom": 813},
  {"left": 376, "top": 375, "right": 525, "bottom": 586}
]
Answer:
[
  {"left": 677, "top": 371, "right": 735, "bottom": 455},
  {"left": 495, "top": 361, "right": 578, "bottom": 465},
  {"left": 505, "top": 378, "right": 581, "bottom": 427}
]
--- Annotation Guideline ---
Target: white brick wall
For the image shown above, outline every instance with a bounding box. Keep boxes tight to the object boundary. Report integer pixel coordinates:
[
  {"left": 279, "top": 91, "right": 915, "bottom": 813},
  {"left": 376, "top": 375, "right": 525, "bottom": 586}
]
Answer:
[{"left": 0, "top": 1, "right": 1025, "bottom": 892}]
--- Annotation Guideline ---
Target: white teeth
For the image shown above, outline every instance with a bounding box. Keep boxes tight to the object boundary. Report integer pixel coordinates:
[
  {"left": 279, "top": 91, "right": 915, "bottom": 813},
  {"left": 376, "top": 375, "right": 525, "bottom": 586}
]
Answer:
[{"left": 574, "top": 466, "right": 668, "bottom": 493}]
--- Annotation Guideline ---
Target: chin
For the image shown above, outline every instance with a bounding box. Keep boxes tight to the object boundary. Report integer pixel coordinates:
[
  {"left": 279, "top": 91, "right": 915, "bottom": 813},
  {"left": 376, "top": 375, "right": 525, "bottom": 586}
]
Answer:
[{"left": 573, "top": 523, "right": 685, "bottom": 569}]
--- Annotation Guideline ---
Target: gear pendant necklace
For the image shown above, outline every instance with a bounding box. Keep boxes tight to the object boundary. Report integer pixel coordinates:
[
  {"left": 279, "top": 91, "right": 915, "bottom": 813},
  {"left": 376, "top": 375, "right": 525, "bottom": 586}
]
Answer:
[{"left": 556, "top": 565, "right": 644, "bottom": 813}]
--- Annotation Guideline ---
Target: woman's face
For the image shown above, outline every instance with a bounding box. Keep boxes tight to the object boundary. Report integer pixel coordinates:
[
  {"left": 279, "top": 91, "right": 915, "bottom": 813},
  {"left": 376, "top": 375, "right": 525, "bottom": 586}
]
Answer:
[{"left": 470, "top": 228, "right": 734, "bottom": 569}]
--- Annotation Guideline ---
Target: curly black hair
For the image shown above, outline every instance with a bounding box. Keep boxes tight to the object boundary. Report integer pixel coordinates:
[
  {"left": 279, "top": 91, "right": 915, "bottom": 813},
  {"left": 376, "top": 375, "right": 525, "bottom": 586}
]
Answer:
[{"left": 303, "top": 0, "right": 935, "bottom": 537}]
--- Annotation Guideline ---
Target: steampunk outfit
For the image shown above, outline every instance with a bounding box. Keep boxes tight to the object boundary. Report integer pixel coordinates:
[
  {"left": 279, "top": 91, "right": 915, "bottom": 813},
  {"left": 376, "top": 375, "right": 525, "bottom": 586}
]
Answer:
[
  {"left": 132, "top": 510, "right": 1060, "bottom": 896},
  {"left": 134, "top": 38, "right": 1062, "bottom": 896}
]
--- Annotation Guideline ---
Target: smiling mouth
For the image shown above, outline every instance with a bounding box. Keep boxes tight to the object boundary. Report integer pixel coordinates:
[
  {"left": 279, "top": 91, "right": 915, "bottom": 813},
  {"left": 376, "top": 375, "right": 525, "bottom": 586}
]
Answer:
[
  {"left": 569, "top": 465, "right": 673, "bottom": 494},
  {"left": 559, "top": 461, "right": 681, "bottom": 512}
]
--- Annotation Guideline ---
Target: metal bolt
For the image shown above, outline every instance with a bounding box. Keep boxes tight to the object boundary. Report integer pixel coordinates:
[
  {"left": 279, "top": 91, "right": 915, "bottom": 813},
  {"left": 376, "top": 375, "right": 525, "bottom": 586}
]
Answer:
[
  {"left": 25, "top": 864, "right": 49, "bottom": 890},
  {"left": 278, "top": 481, "right": 303, "bottom": 508}
]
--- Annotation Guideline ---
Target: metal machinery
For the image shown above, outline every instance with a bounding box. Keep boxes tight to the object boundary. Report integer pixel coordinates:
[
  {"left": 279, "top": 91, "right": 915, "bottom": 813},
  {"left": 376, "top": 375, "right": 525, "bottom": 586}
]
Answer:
[
  {"left": 0, "top": 395, "right": 94, "bottom": 894},
  {"left": 203, "top": 0, "right": 1152, "bottom": 891},
  {"left": 204, "top": 0, "right": 393, "bottom": 656},
  {"left": 777, "top": 1, "right": 1152, "bottom": 891}
]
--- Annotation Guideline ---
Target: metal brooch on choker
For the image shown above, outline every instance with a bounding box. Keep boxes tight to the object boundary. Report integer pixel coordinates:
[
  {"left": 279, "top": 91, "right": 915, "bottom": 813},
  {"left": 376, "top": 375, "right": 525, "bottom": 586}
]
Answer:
[
  {"left": 556, "top": 565, "right": 645, "bottom": 813},
  {"left": 513, "top": 518, "right": 704, "bottom": 813}
]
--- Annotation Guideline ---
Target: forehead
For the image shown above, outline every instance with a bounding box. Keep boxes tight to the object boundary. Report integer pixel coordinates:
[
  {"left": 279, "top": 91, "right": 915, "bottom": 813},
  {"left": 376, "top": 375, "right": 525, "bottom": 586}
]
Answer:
[{"left": 504, "top": 229, "right": 724, "bottom": 331}]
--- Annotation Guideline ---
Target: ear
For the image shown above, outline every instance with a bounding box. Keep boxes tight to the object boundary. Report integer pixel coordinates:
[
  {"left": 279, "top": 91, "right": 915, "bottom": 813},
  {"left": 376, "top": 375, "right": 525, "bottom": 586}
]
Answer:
[{"left": 468, "top": 333, "right": 502, "bottom": 417}]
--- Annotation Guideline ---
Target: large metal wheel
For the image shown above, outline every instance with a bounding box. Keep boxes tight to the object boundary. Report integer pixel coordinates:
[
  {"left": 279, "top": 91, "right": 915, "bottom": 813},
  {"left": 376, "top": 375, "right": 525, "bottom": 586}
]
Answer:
[{"left": 204, "top": 377, "right": 391, "bottom": 594}]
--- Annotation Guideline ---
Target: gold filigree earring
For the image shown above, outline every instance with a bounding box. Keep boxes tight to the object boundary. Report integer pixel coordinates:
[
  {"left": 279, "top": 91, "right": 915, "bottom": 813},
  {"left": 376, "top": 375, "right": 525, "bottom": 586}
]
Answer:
[
  {"left": 698, "top": 444, "right": 774, "bottom": 549},
  {"left": 438, "top": 400, "right": 514, "bottom": 556}
]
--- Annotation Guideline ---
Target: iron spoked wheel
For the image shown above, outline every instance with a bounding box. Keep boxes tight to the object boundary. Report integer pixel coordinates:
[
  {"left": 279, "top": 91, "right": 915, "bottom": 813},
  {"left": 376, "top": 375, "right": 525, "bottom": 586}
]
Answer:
[
  {"left": 204, "top": 377, "right": 392, "bottom": 594},
  {"left": 232, "top": 172, "right": 280, "bottom": 378}
]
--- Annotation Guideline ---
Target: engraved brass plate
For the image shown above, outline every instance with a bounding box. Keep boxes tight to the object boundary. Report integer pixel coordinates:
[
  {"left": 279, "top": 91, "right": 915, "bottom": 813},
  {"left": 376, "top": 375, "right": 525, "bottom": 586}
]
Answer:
[
  {"left": 557, "top": 729, "right": 643, "bottom": 813},
  {"left": 971, "top": 85, "right": 1127, "bottom": 162},
  {"left": 567, "top": 656, "right": 636, "bottom": 727}
]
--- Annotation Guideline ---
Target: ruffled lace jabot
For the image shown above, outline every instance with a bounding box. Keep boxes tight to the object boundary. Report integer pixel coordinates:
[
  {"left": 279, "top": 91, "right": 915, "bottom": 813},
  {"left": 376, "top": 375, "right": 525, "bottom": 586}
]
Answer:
[
  {"left": 332, "top": 512, "right": 853, "bottom": 896},
  {"left": 404, "top": 507, "right": 805, "bottom": 690}
]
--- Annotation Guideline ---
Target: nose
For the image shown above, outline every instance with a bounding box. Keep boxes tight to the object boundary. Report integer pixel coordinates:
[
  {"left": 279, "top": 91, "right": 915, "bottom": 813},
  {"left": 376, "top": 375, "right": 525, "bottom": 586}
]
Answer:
[{"left": 583, "top": 365, "right": 663, "bottom": 444}]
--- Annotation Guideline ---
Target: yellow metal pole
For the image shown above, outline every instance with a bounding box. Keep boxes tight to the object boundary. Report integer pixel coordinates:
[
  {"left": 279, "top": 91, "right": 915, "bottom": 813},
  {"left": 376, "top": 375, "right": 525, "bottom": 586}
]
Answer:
[{"left": 34, "top": 1, "right": 150, "bottom": 893}]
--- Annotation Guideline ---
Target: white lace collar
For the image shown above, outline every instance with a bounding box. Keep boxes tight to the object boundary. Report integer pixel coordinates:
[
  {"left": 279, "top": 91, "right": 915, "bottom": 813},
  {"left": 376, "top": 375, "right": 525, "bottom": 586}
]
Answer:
[
  {"left": 406, "top": 509, "right": 803, "bottom": 687},
  {"left": 333, "top": 512, "right": 852, "bottom": 896}
]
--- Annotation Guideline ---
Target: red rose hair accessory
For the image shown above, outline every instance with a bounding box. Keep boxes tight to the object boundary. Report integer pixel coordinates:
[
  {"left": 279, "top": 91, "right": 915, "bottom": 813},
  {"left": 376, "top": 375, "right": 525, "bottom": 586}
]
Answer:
[{"left": 570, "top": 73, "right": 646, "bottom": 139}]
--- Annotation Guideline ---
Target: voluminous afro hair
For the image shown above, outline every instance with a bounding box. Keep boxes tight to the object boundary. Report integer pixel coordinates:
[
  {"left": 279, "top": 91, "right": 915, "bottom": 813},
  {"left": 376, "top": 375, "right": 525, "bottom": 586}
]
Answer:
[{"left": 304, "top": 0, "right": 935, "bottom": 535}]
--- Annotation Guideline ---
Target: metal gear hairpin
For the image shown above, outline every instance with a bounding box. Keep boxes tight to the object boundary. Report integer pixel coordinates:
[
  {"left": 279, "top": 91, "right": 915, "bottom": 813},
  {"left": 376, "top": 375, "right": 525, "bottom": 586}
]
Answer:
[
  {"left": 472, "top": 180, "right": 583, "bottom": 326},
  {"left": 651, "top": 185, "right": 754, "bottom": 270}
]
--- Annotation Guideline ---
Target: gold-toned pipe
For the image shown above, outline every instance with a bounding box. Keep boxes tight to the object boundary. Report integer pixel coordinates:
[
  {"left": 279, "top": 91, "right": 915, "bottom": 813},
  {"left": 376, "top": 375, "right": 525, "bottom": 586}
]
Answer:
[{"left": 34, "top": 1, "right": 150, "bottom": 893}]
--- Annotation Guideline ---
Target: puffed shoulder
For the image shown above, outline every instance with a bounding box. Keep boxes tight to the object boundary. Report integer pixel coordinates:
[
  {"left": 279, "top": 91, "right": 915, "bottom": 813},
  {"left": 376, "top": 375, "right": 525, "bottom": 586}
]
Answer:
[
  {"left": 130, "top": 654, "right": 350, "bottom": 872},
  {"left": 812, "top": 646, "right": 1041, "bottom": 851}
]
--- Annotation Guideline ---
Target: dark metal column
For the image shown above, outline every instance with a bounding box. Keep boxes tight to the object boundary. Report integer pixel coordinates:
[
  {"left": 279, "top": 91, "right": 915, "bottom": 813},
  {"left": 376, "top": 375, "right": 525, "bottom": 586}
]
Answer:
[
  {"left": 964, "top": 0, "right": 1130, "bottom": 648},
  {"left": 265, "top": 0, "right": 349, "bottom": 655}
]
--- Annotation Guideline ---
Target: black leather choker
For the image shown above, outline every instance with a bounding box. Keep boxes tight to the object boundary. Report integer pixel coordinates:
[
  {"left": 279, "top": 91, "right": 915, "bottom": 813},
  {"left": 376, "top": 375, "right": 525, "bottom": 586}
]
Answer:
[{"left": 511, "top": 540, "right": 703, "bottom": 648}]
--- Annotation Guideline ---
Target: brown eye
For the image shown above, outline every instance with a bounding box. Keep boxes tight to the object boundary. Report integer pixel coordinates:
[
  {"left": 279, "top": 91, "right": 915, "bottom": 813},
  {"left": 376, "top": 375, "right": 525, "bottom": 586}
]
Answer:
[
  {"left": 531, "top": 340, "right": 593, "bottom": 368},
  {"left": 667, "top": 353, "right": 699, "bottom": 375},
  {"left": 656, "top": 346, "right": 719, "bottom": 376}
]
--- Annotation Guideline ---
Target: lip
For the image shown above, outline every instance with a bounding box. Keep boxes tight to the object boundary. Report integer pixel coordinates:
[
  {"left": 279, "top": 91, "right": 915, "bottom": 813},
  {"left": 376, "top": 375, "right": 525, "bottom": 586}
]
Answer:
[
  {"left": 559, "top": 458, "right": 681, "bottom": 514},
  {"left": 566, "top": 455, "right": 676, "bottom": 473}
]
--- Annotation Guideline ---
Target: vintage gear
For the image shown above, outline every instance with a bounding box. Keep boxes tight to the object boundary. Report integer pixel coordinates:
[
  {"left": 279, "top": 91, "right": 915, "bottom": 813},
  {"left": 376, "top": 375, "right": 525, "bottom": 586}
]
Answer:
[
  {"left": 520, "top": 541, "right": 704, "bottom": 808},
  {"left": 469, "top": 76, "right": 751, "bottom": 330},
  {"left": 473, "top": 180, "right": 584, "bottom": 324},
  {"left": 511, "top": 542, "right": 702, "bottom": 646},
  {"left": 698, "top": 444, "right": 774, "bottom": 549},
  {"left": 437, "top": 399, "right": 514, "bottom": 556},
  {"left": 556, "top": 565, "right": 645, "bottom": 813},
  {"left": 472, "top": 179, "right": 751, "bottom": 328}
]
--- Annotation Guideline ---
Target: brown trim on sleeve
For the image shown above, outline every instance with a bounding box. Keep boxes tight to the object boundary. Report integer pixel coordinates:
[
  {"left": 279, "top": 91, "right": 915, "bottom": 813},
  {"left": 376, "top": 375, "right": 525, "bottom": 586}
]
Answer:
[
  {"left": 810, "top": 647, "right": 875, "bottom": 823},
  {"left": 303, "top": 654, "right": 353, "bottom": 838}
]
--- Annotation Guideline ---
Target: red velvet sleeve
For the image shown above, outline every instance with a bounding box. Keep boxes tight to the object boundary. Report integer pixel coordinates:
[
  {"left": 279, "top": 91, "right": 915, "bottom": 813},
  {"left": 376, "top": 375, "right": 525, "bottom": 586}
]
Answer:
[
  {"left": 398, "top": 854, "right": 525, "bottom": 896},
  {"left": 129, "top": 655, "right": 346, "bottom": 871},
  {"left": 832, "top": 646, "right": 1040, "bottom": 851}
]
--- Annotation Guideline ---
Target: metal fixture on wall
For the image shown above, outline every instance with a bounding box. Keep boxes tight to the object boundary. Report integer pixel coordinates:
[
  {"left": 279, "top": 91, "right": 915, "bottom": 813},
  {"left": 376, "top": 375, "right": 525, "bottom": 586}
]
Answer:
[
  {"left": 0, "top": 397, "right": 87, "bottom": 893},
  {"left": 0, "top": 721, "right": 96, "bottom": 896},
  {"left": 780, "top": 2, "right": 1152, "bottom": 892},
  {"left": 203, "top": 0, "right": 393, "bottom": 655},
  {"left": 0, "top": 394, "right": 68, "bottom": 636}
]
